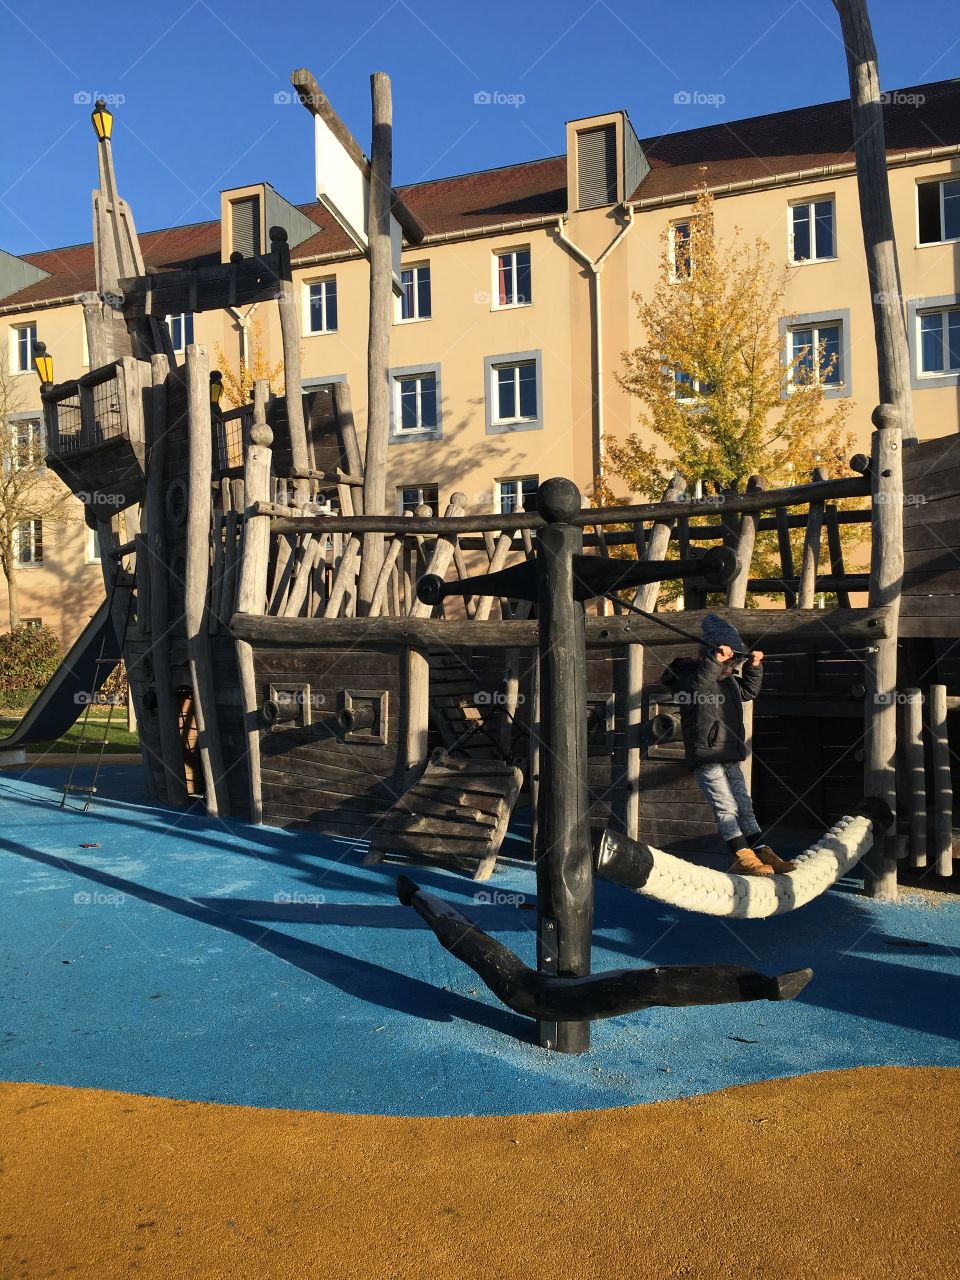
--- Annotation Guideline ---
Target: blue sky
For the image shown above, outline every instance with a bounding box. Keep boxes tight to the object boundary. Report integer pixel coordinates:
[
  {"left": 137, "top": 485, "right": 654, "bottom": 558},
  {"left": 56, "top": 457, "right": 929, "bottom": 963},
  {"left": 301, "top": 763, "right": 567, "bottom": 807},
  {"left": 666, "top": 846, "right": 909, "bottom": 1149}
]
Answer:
[{"left": 1, "top": 0, "right": 957, "bottom": 255}]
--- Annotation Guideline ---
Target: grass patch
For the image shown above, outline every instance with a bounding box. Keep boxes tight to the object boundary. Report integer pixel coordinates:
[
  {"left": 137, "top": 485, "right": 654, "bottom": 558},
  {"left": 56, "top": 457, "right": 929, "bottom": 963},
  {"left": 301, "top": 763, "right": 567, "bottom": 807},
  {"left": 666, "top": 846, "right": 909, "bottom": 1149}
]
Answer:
[{"left": 0, "top": 712, "right": 139, "bottom": 755}]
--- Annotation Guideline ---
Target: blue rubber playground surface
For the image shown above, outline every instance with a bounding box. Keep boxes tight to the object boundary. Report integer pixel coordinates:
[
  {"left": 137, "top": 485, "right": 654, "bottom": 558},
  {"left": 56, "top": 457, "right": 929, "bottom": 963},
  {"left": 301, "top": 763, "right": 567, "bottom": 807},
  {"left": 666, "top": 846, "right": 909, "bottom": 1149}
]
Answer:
[{"left": 1, "top": 765, "right": 958, "bottom": 1117}]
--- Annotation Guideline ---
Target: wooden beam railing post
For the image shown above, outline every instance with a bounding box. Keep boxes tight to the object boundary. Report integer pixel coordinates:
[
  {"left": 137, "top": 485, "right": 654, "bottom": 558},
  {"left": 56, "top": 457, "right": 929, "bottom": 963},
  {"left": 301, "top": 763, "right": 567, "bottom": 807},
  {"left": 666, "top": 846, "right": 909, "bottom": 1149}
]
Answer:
[
  {"left": 726, "top": 476, "right": 764, "bottom": 788},
  {"left": 929, "top": 684, "right": 953, "bottom": 878},
  {"left": 234, "top": 419, "right": 275, "bottom": 823},
  {"left": 903, "top": 688, "right": 927, "bottom": 868},
  {"left": 798, "top": 467, "right": 827, "bottom": 609},
  {"left": 863, "top": 405, "right": 905, "bottom": 898},
  {"left": 270, "top": 227, "right": 309, "bottom": 508},
  {"left": 145, "top": 353, "right": 188, "bottom": 806},
  {"left": 185, "top": 344, "right": 229, "bottom": 816},
  {"left": 624, "top": 474, "right": 687, "bottom": 841}
]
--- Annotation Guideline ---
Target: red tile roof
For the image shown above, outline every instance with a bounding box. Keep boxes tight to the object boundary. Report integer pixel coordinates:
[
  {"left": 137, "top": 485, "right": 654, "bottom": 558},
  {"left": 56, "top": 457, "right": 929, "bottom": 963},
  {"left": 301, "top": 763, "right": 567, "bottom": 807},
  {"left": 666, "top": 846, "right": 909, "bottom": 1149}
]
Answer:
[
  {"left": 634, "top": 77, "right": 960, "bottom": 201},
  {"left": 3, "top": 77, "right": 957, "bottom": 311}
]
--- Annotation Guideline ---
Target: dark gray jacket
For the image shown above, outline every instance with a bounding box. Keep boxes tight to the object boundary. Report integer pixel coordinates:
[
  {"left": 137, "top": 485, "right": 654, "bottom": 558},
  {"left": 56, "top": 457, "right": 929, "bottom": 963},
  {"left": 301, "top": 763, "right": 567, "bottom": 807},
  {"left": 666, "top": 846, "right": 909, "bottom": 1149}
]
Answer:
[{"left": 664, "top": 656, "right": 763, "bottom": 767}]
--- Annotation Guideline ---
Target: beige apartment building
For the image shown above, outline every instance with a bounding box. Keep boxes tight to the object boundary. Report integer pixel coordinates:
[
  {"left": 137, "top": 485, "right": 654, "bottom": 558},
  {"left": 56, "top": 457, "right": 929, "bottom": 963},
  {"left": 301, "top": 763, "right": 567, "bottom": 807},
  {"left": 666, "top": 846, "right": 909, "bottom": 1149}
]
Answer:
[{"left": 1, "top": 77, "right": 958, "bottom": 645}]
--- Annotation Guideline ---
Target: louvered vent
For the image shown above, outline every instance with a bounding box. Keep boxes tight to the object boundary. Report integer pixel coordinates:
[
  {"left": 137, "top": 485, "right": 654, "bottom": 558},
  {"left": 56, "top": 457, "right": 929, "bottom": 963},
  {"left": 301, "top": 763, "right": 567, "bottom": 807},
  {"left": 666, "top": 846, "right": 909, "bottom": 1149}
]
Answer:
[
  {"left": 577, "top": 125, "right": 617, "bottom": 209},
  {"left": 231, "top": 196, "right": 261, "bottom": 258}
]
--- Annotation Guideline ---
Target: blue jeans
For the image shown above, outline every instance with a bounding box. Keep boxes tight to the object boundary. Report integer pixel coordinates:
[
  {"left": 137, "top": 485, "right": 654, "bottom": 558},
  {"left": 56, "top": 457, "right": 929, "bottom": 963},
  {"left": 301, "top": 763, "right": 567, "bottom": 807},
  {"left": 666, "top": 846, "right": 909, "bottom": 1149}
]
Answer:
[{"left": 692, "top": 761, "right": 761, "bottom": 845}]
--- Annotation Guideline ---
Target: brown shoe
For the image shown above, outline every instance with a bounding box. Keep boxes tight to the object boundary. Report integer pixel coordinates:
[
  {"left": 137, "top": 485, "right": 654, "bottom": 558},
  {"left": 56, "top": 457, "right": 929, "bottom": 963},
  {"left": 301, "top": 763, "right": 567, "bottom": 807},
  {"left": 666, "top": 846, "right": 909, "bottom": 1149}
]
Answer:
[
  {"left": 755, "top": 845, "right": 796, "bottom": 874},
  {"left": 729, "top": 849, "right": 775, "bottom": 877}
]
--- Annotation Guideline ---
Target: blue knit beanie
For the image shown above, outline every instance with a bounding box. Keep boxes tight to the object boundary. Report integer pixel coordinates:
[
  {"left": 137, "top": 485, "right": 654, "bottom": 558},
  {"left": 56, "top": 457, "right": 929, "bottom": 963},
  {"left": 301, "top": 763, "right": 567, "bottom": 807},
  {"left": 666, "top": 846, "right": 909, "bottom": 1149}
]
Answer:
[{"left": 700, "top": 612, "right": 745, "bottom": 652}]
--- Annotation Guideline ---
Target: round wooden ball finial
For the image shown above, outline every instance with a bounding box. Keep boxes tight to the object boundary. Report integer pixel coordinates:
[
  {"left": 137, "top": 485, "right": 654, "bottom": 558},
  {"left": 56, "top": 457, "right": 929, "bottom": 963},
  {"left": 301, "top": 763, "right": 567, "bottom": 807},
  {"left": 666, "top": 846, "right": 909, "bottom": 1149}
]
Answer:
[
  {"left": 871, "top": 403, "right": 903, "bottom": 432},
  {"left": 249, "top": 422, "right": 273, "bottom": 447},
  {"left": 269, "top": 225, "right": 288, "bottom": 244},
  {"left": 536, "top": 477, "right": 582, "bottom": 524}
]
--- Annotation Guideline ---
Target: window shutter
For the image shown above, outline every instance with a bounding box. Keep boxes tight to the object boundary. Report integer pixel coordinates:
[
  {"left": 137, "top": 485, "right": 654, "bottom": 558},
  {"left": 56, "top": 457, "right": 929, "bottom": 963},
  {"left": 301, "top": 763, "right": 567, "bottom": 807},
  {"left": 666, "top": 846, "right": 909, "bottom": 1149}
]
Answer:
[
  {"left": 231, "top": 197, "right": 261, "bottom": 258},
  {"left": 577, "top": 125, "right": 617, "bottom": 209}
]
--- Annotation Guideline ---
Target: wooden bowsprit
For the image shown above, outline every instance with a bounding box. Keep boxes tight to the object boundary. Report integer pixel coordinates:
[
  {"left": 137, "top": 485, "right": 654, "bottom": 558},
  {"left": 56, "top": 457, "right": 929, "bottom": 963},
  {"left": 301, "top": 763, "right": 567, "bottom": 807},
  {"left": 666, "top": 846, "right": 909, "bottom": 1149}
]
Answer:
[{"left": 400, "top": 476, "right": 811, "bottom": 1054}]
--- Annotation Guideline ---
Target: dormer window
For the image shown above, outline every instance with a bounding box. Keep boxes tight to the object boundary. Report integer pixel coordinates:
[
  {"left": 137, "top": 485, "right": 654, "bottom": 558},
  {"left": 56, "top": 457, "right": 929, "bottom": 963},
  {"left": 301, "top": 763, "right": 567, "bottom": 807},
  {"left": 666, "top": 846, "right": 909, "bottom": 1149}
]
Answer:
[
  {"left": 577, "top": 124, "right": 617, "bottom": 209},
  {"left": 567, "top": 112, "right": 648, "bottom": 214},
  {"left": 230, "top": 195, "right": 261, "bottom": 258}
]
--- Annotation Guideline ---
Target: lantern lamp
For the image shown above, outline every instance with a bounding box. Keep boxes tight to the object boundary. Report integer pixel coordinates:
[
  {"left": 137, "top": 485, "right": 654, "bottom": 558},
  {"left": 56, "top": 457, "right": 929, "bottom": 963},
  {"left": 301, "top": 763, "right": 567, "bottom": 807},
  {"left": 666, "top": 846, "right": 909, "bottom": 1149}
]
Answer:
[
  {"left": 210, "top": 371, "right": 224, "bottom": 408},
  {"left": 32, "top": 340, "right": 54, "bottom": 386},
  {"left": 91, "top": 98, "right": 113, "bottom": 141}
]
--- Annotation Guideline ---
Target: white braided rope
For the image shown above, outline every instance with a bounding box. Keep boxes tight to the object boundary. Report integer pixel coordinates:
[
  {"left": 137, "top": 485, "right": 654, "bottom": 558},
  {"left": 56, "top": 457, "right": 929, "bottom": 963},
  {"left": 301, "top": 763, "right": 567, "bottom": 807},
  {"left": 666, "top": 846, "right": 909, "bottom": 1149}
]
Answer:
[{"left": 635, "top": 815, "right": 877, "bottom": 918}]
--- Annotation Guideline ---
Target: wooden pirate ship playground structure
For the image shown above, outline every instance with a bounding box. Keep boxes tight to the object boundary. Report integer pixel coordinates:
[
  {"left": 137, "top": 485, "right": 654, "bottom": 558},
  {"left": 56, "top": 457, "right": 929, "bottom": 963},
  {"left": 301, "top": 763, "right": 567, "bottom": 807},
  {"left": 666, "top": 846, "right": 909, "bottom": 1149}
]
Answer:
[{"left": 7, "top": 16, "right": 960, "bottom": 1053}]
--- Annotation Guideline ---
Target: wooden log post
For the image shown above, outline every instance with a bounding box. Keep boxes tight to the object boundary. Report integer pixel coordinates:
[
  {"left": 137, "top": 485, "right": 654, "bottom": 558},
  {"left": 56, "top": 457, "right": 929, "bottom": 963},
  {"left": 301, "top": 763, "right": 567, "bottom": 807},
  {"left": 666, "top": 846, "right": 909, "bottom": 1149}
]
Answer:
[
  {"left": 252, "top": 377, "right": 270, "bottom": 429},
  {"left": 833, "top": 0, "right": 917, "bottom": 444},
  {"left": 234, "top": 420, "right": 275, "bottom": 823},
  {"left": 534, "top": 479, "right": 593, "bottom": 1055},
  {"left": 928, "top": 684, "right": 953, "bottom": 878},
  {"left": 863, "top": 404, "right": 905, "bottom": 898},
  {"left": 726, "top": 476, "right": 764, "bottom": 789},
  {"left": 774, "top": 505, "right": 797, "bottom": 608},
  {"left": 145, "top": 353, "right": 188, "bottom": 806},
  {"left": 332, "top": 381, "right": 364, "bottom": 514},
  {"left": 270, "top": 227, "right": 309, "bottom": 507},
  {"left": 620, "top": 474, "right": 687, "bottom": 841},
  {"left": 824, "top": 504, "right": 851, "bottom": 609},
  {"left": 185, "top": 345, "right": 229, "bottom": 816},
  {"left": 903, "top": 688, "right": 927, "bottom": 868},
  {"left": 356, "top": 72, "right": 393, "bottom": 615},
  {"left": 798, "top": 467, "right": 827, "bottom": 609}
]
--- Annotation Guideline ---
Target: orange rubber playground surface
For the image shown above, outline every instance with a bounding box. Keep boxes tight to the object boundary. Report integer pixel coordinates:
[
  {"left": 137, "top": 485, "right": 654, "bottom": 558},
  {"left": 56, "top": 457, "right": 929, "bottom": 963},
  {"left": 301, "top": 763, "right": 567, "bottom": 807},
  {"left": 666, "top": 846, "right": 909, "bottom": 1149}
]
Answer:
[{"left": 2, "top": 768, "right": 959, "bottom": 1277}]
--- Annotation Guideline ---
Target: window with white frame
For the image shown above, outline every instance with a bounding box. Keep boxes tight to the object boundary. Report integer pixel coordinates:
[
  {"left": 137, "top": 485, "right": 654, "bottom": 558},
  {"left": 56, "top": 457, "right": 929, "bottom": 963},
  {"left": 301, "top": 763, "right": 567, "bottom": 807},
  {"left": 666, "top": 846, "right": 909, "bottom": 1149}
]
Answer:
[
  {"left": 787, "top": 321, "right": 843, "bottom": 388},
  {"left": 85, "top": 526, "right": 101, "bottom": 564},
  {"left": 397, "top": 264, "right": 431, "bottom": 321},
  {"left": 669, "top": 221, "right": 692, "bottom": 279},
  {"left": 9, "top": 417, "right": 44, "bottom": 471},
  {"left": 491, "top": 360, "right": 537, "bottom": 425},
  {"left": 393, "top": 369, "right": 438, "bottom": 434},
  {"left": 21, "top": 617, "right": 42, "bottom": 629},
  {"left": 11, "top": 323, "right": 37, "bottom": 374},
  {"left": 166, "top": 313, "right": 194, "bottom": 353},
  {"left": 918, "top": 178, "right": 960, "bottom": 245},
  {"left": 673, "top": 370, "right": 714, "bottom": 402},
  {"left": 398, "top": 484, "right": 439, "bottom": 515},
  {"left": 307, "top": 278, "right": 338, "bottom": 334},
  {"left": 14, "top": 519, "right": 42, "bottom": 567},
  {"left": 496, "top": 476, "right": 539, "bottom": 514},
  {"left": 789, "top": 198, "right": 835, "bottom": 262},
  {"left": 494, "top": 247, "right": 532, "bottom": 308},
  {"left": 917, "top": 306, "right": 960, "bottom": 376}
]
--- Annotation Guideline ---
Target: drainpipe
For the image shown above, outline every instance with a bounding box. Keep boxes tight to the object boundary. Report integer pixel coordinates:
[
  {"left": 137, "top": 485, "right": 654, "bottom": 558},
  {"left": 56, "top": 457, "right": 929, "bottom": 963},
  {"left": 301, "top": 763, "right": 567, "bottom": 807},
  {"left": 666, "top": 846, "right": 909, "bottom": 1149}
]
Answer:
[
  {"left": 225, "top": 301, "right": 259, "bottom": 369},
  {"left": 555, "top": 206, "right": 635, "bottom": 491}
]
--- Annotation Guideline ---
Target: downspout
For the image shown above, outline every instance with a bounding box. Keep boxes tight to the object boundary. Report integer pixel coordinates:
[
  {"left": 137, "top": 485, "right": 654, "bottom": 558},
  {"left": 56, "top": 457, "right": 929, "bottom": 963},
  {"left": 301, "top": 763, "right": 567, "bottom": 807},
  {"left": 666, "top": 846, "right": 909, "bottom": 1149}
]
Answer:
[
  {"left": 555, "top": 206, "right": 635, "bottom": 491},
  {"left": 225, "top": 301, "right": 259, "bottom": 369}
]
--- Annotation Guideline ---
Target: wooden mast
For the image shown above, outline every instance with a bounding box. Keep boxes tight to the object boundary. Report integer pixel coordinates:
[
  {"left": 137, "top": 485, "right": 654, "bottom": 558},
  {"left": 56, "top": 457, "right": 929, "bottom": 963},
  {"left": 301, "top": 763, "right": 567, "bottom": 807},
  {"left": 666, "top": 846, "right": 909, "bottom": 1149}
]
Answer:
[
  {"left": 833, "top": 0, "right": 914, "bottom": 897},
  {"left": 357, "top": 72, "right": 394, "bottom": 614}
]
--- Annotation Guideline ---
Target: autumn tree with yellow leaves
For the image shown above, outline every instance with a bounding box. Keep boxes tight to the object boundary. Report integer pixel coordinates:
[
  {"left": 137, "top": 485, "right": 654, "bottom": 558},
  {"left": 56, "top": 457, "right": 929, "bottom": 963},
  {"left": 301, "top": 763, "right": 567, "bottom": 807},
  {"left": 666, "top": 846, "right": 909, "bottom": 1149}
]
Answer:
[
  {"left": 609, "top": 187, "right": 855, "bottom": 500},
  {"left": 213, "top": 317, "right": 285, "bottom": 409}
]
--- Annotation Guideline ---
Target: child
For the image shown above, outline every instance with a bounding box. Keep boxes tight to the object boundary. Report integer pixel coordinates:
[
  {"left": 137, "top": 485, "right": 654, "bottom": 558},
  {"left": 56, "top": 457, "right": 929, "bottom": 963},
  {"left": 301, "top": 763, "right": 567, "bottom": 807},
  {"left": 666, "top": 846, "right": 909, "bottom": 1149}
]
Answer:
[{"left": 664, "top": 614, "right": 795, "bottom": 877}]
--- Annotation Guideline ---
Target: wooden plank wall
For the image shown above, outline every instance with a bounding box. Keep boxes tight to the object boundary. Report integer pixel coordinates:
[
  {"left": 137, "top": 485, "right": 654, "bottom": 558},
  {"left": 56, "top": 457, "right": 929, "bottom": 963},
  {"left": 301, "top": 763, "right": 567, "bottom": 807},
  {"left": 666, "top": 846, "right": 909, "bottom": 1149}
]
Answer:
[
  {"left": 901, "top": 435, "right": 960, "bottom": 638},
  {"left": 254, "top": 646, "right": 407, "bottom": 835}
]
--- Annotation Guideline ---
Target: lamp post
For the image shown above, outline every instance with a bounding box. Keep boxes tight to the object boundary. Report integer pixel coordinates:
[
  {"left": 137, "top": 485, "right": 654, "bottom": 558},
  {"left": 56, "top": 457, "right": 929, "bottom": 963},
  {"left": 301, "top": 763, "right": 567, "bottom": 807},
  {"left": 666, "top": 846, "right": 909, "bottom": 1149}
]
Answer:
[
  {"left": 90, "top": 98, "right": 113, "bottom": 141},
  {"left": 32, "top": 340, "right": 53, "bottom": 389}
]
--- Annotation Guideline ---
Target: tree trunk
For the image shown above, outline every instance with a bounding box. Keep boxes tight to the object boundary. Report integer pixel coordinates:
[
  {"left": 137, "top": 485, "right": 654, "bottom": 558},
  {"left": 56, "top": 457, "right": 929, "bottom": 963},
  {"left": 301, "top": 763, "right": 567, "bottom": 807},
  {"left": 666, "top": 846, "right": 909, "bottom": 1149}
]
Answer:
[{"left": 4, "top": 535, "right": 19, "bottom": 629}]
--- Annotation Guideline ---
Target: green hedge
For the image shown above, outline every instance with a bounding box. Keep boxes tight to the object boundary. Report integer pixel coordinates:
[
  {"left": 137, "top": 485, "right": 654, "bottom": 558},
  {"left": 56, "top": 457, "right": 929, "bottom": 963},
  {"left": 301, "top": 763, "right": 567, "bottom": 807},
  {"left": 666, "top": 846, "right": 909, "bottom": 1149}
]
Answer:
[
  {"left": 0, "top": 625, "right": 63, "bottom": 701},
  {"left": 0, "top": 686, "right": 43, "bottom": 710}
]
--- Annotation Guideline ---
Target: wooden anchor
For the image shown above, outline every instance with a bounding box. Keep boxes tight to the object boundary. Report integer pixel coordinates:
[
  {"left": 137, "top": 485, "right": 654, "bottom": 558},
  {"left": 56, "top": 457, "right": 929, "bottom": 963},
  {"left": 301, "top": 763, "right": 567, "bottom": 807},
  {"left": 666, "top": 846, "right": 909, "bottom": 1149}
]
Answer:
[{"left": 403, "top": 476, "right": 806, "bottom": 1055}]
